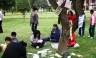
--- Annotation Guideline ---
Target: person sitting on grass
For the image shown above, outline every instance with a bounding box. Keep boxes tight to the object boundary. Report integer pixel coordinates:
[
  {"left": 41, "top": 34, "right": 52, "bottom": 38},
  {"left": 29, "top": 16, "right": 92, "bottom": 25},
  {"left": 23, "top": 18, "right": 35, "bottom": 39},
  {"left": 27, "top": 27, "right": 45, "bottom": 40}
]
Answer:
[
  {"left": 43, "top": 24, "right": 61, "bottom": 42},
  {"left": 0, "top": 37, "right": 12, "bottom": 51},
  {"left": 11, "top": 32, "right": 18, "bottom": 43},
  {"left": 1, "top": 41, "right": 27, "bottom": 58},
  {"left": 30, "top": 30, "right": 45, "bottom": 49}
]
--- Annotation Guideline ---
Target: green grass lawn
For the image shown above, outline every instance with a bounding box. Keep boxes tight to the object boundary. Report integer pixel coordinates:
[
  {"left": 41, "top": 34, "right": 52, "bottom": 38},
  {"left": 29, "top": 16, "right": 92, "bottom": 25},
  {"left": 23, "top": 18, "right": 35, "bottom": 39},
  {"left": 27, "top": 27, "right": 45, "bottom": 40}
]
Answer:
[{"left": 0, "top": 12, "right": 96, "bottom": 58}]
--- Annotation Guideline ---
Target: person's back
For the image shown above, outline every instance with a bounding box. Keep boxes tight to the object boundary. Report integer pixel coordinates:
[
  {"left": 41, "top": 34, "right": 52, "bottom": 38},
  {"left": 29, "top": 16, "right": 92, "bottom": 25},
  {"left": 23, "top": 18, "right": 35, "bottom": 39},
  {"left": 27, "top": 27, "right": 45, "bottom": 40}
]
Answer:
[{"left": 2, "top": 41, "right": 27, "bottom": 58}]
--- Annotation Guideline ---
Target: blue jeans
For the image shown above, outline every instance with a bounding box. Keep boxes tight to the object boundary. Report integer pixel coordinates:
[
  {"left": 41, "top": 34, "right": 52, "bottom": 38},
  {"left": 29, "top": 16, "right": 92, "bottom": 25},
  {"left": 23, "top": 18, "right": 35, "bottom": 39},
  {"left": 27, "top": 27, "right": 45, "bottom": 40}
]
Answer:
[
  {"left": 31, "top": 23, "right": 37, "bottom": 32},
  {"left": 31, "top": 41, "right": 45, "bottom": 48},
  {"left": 78, "top": 22, "right": 85, "bottom": 36},
  {"left": 43, "top": 37, "right": 59, "bottom": 42},
  {"left": 89, "top": 25, "right": 95, "bottom": 37}
]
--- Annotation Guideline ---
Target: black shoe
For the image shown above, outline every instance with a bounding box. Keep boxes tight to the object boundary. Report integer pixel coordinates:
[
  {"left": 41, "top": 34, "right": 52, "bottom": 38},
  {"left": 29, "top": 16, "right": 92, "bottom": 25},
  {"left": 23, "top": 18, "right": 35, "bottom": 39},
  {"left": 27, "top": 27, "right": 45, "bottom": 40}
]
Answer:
[{"left": 0, "top": 31, "right": 3, "bottom": 33}]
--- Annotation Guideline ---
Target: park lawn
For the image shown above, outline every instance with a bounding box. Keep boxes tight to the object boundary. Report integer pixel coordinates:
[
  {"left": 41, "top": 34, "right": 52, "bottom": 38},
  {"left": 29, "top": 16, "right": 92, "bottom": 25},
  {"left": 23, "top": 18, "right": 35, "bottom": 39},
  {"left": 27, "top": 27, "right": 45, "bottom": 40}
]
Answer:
[{"left": 0, "top": 12, "right": 96, "bottom": 58}]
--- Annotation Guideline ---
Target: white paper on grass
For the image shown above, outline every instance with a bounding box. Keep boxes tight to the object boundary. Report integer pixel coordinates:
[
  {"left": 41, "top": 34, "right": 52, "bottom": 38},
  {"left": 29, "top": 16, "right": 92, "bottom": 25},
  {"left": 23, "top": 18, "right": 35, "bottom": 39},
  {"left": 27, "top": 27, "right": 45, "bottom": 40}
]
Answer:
[
  {"left": 51, "top": 43, "right": 58, "bottom": 49},
  {"left": 46, "top": 0, "right": 51, "bottom": 6},
  {"left": 64, "top": 0, "right": 72, "bottom": 9},
  {"left": 33, "top": 54, "right": 39, "bottom": 58}
]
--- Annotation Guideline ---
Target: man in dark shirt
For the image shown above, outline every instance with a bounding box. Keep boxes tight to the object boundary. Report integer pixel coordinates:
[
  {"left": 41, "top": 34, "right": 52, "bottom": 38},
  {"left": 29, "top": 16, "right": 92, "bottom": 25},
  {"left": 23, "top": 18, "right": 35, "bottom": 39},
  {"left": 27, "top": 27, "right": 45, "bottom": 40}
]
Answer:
[{"left": 1, "top": 41, "right": 27, "bottom": 58}]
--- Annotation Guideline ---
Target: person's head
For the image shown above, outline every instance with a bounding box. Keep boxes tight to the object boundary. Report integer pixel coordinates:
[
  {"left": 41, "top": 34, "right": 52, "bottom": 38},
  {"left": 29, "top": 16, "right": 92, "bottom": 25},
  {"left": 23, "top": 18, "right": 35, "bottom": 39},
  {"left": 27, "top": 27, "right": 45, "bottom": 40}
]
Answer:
[
  {"left": 11, "top": 32, "right": 16, "bottom": 39},
  {"left": 53, "top": 24, "right": 58, "bottom": 30},
  {"left": 68, "top": 10, "right": 73, "bottom": 16},
  {"left": 32, "top": 7, "right": 38, "bottom": 12},
  {"left": 34, "top": 30, "right": 41, "bottom": 39},
  {"left": 19, "top": 41, "right": 27, "bottom": 47},
  {"left": 5, "top": 37, "right": 12, "bottom": 44},
  {"left": 90, "top": 9, "right": 94, "bottom": 14}
]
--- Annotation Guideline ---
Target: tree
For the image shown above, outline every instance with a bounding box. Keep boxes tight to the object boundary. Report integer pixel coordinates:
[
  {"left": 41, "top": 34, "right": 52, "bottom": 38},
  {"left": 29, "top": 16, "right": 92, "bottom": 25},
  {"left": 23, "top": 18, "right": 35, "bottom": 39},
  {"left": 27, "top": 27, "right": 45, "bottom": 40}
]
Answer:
[
  {"left": 16, "top": 0, "right": 31, "bottom": 22},
  {"left": 0, "top": 0, "right": 15, "bottom": 15},
  {"left": 31, "top": 0, "right": 48, "bottom": 9},
  {"left": 49, "top": 0, "right": 84, "bottom": 55},
  {"left": 0, "top": 0, "right": 15, "bottom": 9}
]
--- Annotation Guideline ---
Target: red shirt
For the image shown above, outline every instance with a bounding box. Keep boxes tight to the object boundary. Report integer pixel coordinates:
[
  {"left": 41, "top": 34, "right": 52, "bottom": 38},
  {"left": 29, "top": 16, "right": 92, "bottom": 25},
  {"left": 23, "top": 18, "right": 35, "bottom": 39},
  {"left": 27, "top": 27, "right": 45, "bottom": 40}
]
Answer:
[{"left": 68, "top": 15, "right": 76, "bottom": 24}]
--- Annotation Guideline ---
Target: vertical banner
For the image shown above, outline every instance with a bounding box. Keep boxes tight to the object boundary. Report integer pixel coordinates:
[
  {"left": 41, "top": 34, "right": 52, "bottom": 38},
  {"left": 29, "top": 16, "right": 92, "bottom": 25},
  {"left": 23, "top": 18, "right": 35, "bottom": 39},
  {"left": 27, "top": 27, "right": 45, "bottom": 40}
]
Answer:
[
  {"left": 57, "top": 0, "right": 65, "bottom": 6},
  {"left": 64, "top": 0, "right": 72, "bottom": 9}
]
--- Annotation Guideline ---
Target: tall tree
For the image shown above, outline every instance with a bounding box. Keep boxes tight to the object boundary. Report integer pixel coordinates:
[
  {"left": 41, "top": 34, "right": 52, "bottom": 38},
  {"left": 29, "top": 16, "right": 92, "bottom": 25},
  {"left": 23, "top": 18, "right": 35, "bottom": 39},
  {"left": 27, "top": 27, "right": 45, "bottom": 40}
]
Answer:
[
  {"left": 16, "top": 0, "right": 31, "bottom": 22},
  {"left": 0, "top": 0, "right": 15, "bottom": 10},
  {"left": 31, "top": 0, "right": 48, "bottom": 8},
  {"left": 49, "top": 0, "right": 84, "bottom": 55}
]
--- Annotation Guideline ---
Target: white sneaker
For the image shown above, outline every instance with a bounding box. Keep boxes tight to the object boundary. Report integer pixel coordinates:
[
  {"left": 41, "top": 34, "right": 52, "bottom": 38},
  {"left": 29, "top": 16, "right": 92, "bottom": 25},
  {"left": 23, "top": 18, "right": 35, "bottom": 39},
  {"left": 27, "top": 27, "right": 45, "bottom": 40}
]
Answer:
[
  {"left": 44, "top": 43, "right": 46, "bottom": 46},
  {"left": 78, "top": 35, "right": 80, "bottom": 37},
  {"left": 82, "top": 36, "right": 85, "bottom": 37},
  {"left": 36, "top": 46, "right": 39, "bottom": 49},
  {"left": 90, "top": 37, "right": 93, "bottom": 39},
  {"left": 88, "top": 36, "right": 90, "bottom": 38}
]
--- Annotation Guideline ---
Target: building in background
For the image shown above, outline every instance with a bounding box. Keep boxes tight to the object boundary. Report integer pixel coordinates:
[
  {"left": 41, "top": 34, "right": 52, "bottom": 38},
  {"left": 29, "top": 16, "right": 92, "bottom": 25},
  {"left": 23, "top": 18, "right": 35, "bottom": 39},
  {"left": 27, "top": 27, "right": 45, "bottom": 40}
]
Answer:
[{"left": 84, "top": 0, "right": 96, "bottom": 10}]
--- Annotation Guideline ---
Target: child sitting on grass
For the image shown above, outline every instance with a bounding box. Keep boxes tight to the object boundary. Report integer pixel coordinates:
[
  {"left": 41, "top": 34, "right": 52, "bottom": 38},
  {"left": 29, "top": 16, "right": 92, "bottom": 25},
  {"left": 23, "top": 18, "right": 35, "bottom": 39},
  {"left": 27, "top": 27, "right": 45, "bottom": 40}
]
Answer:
[
  {"left": 11, "top": 32, "right": 18, "bottom": 43},
  {"left": 30, "top": 30, "right": 45, "bottom": 49},
  {"left": 0, "top": 37, "right": 12, "bottom": 51}
]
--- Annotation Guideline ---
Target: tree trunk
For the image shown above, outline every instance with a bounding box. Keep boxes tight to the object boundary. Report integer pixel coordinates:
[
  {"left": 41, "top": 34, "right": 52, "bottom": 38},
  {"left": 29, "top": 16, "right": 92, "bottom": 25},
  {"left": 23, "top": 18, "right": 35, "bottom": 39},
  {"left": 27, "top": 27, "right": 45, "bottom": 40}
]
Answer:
[
  {"left": 22, "top": 12, "right": 25, "bottom": 22},
  {"left": 49, "top": 0, "right": 84, "bottom": 55}
]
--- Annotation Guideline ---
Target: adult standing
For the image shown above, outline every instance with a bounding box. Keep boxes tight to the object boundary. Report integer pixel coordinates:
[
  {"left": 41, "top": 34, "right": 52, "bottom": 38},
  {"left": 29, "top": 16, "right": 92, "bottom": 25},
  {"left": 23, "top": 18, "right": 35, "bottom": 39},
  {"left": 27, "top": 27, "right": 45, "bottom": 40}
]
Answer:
[
  {"left": 78, "top": 12, "right": 86, "bottom": 37},
  {"left": 30, "top": 7, "right": 38, "bottom": 33},
  {"left": 68, "top": 10, "right": 76, "bottom": 24},
  {"left": 88, "top": 9, "right": 96, "bottom": 39},
  {"left": 0, "top": 9, "right": 3, "bottom": 33}
]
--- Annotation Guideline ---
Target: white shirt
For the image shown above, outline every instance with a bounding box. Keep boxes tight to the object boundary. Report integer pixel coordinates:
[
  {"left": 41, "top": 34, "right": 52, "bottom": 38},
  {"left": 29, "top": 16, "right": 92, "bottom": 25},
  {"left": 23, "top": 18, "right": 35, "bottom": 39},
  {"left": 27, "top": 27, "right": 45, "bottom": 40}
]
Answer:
[
  {"left": 78, "top": 15, "right": 85, "bottom": 28},
  {"left": 30, "top": 35, "right": 42, "bottom": 42},
  {"left": 91, "top": 15, "right": 95, "bottom": 25},
  {"left": 0, "top": 11, "right": 3, "bottom": 21}
]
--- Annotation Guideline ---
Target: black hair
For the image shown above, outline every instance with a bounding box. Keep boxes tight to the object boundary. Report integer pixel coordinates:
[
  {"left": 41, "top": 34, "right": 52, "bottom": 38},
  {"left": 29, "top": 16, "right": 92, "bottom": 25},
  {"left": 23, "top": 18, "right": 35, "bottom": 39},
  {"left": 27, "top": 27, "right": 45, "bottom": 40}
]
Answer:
[
  {"left": 68, "top": 10, "right": 73, "bottom": 16},
  {"left": 11, "top": 32, "right": 16, "bottom": 36},
  {"left": 90, "top": 9, "right": 94, "bottom": 14},
  {"left": 19, "top": 41, "right": 27, "bottom": 47},
  {"left": 5, "top": 37, "right": 12, "bottom": 41},
  {"left": 34, "top": 30, "right": 41, "bottom": 39},
  {"left": 53, "top": 24, "right": 58, "bottom": 28},
  {"left": 32, "top": 7, "right": 38, "bottom": 11}
]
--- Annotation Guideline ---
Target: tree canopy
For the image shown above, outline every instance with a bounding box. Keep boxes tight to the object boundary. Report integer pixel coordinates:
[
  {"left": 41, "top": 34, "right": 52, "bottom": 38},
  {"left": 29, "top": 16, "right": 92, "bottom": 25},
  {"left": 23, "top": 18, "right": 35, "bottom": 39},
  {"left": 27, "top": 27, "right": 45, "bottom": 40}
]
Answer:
[
  {"left": 31, "top": 0, "right": 48, "bottom": 8},
  {"left": 0, "top": 0, "right": 15, "bottom": 10},
  {"left": 16, "top": 0, "right": 30, "bottom": 13}
]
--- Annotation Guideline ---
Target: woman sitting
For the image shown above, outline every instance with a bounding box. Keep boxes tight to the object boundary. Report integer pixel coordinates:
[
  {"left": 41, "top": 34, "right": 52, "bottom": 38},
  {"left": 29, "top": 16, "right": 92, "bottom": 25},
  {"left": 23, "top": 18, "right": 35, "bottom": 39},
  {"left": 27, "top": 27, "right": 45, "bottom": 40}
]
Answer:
[
  {"left": 30, "top": 30, "right": 45, "bottom": 49},
  {"left": 43, "top": 24, "right": 61, "bottom": 42}
]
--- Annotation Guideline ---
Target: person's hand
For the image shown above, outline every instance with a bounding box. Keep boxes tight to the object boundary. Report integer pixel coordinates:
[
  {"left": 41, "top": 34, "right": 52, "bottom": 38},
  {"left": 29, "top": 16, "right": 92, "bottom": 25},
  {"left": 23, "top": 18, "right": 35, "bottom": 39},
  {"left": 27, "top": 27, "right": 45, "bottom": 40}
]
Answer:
[
  {"left": 37, "top": 42, "right": 41, "bottom": 44},
  {"left": 50, "top": 38, "right": 51, "bottom": 41},
  {"left": 53, "top": 31, "right": 55, "bottom": 34},
  {"left": 34, "top": 24, "right": 36, "bottom": 26},
  {"left": 91, "top": 25, "right": 93, "bottom": 28}
]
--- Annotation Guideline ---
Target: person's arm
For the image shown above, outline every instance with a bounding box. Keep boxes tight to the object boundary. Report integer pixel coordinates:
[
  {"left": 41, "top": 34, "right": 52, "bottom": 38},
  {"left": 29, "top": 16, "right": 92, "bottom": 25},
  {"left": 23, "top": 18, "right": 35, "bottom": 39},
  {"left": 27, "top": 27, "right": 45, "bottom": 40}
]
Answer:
[
  {"left": 84, "top": 15, "right": 86, "bottom": 20},
  {"left": 34, "top": 14, "right": 38, "bottom": 25},
  {"left": 54, "top": 28, "right": 61, "bottom": 36},
  {"left": 91, "top": 15, "right": 95, "bottom": 26},
  {"left": 30, "top": 13, "right": 32, "bottom": 26},
  {"left": 30, "top": 35, "right": 37, "bottom": 44}
]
